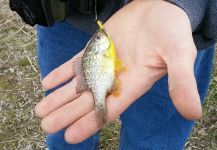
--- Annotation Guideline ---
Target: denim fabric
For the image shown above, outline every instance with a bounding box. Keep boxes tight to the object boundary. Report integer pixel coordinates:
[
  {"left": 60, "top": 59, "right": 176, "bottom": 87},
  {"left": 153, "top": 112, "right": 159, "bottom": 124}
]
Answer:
[{"left": 37, "top": 22, "right": 215, "bottom": 150}]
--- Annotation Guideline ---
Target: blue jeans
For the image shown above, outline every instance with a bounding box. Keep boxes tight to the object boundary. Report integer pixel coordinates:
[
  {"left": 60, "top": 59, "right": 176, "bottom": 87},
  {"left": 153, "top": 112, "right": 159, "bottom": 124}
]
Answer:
[{"left": 37, "top": 22, "right": 215, "bottom": 150}]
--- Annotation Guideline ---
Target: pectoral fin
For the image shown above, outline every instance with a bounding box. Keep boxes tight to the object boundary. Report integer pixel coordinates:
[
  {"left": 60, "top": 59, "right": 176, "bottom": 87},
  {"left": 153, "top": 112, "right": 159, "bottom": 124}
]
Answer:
[{"left": 115, "top": 58, "right": 126, "bottom": 73}]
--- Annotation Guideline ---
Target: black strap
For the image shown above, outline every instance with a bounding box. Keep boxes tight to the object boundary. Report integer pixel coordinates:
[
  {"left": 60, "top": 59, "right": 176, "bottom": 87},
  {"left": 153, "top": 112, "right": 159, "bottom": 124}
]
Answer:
[{"left": 9, "top": 0, "right": 48, "bottom": 26}]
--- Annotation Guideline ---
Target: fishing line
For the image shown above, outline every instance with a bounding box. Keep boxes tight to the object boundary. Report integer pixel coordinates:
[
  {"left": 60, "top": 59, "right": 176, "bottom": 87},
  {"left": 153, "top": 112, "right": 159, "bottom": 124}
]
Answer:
[{"left": 95, "top": 0, "right": 98, "bottom": 21}]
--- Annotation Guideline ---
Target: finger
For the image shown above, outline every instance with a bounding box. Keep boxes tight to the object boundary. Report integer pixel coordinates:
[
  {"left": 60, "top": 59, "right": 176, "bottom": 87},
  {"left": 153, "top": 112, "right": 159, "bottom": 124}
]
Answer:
[
  {"left": 64, "top": 111, "right": 98, "bottom": 144},
  {"left": 41, "top": 92, "right": 94, "bottom": 133},
  {"left": 64, "top": 71, "right": 149, "bottom": 144},
  {"left": 35, "top": 79, "right": 81, "bottom": 118},
  {"left": 167, "top": 42, "right": 202, "bottom": 120},
  {"left": 64, "top": 93, "right": 135, "bottom": 144},
  {"left": 42, "top": 51, "right": 84, "bottom": 90}
]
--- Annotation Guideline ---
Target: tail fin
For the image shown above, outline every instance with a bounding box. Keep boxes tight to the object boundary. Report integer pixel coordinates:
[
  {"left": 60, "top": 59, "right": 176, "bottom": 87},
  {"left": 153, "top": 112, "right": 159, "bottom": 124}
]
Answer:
[{"left": 95, "top": 102, "right": 108, "bottom": 127}]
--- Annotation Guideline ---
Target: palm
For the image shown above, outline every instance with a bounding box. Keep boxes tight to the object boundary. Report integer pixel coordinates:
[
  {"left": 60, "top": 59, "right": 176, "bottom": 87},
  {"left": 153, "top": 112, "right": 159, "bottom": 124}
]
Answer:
[{"left": 35, "top": 0, "right": 201, "bottom": 144}]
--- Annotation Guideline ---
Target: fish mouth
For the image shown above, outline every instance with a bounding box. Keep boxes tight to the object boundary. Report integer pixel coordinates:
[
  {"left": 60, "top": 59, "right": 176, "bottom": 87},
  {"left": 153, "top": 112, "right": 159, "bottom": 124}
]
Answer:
[
  {"left": 102, "top": 28, "right": 111, "bottom": 39},
  {"left": 100, "top": 28, "right": 113, "bottom": 47}
]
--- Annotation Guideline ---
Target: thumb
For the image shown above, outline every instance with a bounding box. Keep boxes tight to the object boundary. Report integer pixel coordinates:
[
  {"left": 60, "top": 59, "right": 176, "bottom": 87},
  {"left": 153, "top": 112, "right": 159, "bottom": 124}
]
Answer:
[{"left": 167, "top": 41, "right": 202, "bottom": 120}]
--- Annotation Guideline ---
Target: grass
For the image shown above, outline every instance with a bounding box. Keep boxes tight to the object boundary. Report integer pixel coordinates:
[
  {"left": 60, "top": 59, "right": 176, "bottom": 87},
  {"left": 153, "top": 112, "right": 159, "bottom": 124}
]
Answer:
[
  {"left": 18, "top": 57, "right": 30, "bottom": 67},
  {"left": 0, "top": 0, "right": 216, "bottom": 149}
]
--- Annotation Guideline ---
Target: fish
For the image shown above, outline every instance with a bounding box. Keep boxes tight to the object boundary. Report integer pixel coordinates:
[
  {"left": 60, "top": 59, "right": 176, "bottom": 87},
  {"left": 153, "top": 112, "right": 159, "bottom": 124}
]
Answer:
[{"left": 73, "top": 21, "right": 125, "bottom": 126}]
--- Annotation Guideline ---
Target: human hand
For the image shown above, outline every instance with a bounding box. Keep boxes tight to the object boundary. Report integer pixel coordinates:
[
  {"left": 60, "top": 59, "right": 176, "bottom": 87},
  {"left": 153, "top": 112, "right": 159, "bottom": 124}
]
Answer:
[{"left": 35, "top": 0, "right": 201, "bottom": 144}]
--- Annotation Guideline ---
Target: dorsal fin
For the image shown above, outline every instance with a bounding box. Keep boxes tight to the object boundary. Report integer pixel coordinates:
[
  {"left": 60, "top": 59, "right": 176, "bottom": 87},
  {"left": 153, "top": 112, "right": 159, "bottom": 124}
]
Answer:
[{"left": 72, "top": 57, "right": 88, "bottom": 93}]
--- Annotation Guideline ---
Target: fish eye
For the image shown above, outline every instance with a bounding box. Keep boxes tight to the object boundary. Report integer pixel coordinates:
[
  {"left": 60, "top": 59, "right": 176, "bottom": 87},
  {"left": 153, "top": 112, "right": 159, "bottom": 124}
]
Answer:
[{"left": 95, "top": 35, "right": 100, "bottom": 41}]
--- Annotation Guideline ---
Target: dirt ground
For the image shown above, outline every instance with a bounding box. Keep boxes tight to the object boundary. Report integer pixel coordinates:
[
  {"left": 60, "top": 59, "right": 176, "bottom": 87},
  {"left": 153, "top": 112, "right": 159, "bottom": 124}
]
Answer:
[{"left": 0, "top": 0, "right": 216, "bottom": 149}]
